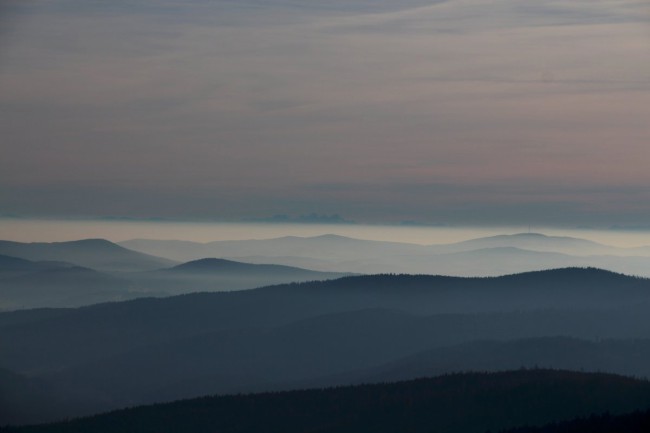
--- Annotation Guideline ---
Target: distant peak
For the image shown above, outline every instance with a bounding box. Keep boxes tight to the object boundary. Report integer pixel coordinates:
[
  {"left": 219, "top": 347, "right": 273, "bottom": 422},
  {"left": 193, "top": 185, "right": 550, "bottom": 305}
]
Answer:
[
  {"left": 172, "top": 258, "right": 239, "bottom": 270},
  {"left": 274, "top": 234, "right": 353, "bottom": 241},
  {"left": 510, "top": 267, "right": 634, "bottom": 280},
  {"left": 49, "top": 238, "right": 116, "bottom": 247},
  {"left": 67, "top": 238, "right": 114, "bottom": 244},
  {"left": 312, "top": 234, "right": 352, "bottom": 240}
]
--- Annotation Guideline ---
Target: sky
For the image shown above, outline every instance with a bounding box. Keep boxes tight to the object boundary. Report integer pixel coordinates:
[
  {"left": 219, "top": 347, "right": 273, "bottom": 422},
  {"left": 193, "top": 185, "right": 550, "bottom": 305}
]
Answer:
[{"left": 1, "top": 0, "right": 649, "bottom": 227}]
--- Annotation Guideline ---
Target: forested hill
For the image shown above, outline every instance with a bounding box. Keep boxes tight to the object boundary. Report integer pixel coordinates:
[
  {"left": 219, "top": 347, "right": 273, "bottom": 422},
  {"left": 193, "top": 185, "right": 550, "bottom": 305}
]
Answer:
[
  {"left": 5, "top": 370, "right": 650, "bottom": 433},
  {"left": 501, "top": 409, "right": 650, "bottom": 433},
  {"left": 4, "top": 268, "right": 650, "bottom": 426}
]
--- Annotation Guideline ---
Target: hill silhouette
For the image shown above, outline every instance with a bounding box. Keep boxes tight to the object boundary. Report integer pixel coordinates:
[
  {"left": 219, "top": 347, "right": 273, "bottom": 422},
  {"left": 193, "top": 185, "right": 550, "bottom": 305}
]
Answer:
[
  {"left": 0, "top": 239, "right": 175, "bottom": 272},
  {"left": 0, "top": 255, "right": 72, "bottom": 278},
  {"left": 502, "top": 409, "right": 650, "bottom": 433},
  {"left": 4, "top": 370, "right": 650, "bottom": 433},
  {"left": 0, "top": 266, "right": 134, "bottom": 310},
  {"left": 2, "top": 268, "right": 650, "bottom": 374},
  {"left": 119, "top": 233, "right": 650, "bottom": 276},
  {"left": 167, "top": 257, "right": 349, "bottom": 277},
  {"left": 0, "top": 255, "right": 46, "bottom": 274},
  {"left": 440, "top": 233, "right": 611, "bottom": 255},
  {"left": 1, "top": 268, "right": 650, "bottom": 422},
  {"left": 120, "top": 234, "right": 422, "bottom": 267},
  {"left": 0, "top": 252, "right": 349, "bottom": 310},
  {"left": 127, "top": 257, "right": 351, "bottom": 297}
]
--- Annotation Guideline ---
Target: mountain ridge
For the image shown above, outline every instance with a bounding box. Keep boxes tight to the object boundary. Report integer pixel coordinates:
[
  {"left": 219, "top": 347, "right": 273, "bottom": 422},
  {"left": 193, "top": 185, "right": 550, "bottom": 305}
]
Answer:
[
  {"left": 167, "top": 257, "right": 350, "bottom": 276},
  {"left": 0, "top": 239, "right": 175, "bottom": 272},
  {"left": 118, "top": 233, "right": 650, "bottom": 276},
  {"left": 3, "top": 268, "right": 650, "bottom": 424}
]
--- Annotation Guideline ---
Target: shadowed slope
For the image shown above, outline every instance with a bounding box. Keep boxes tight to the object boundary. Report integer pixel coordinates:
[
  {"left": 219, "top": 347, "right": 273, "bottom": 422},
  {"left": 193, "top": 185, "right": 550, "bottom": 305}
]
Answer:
[
  {"left": 6, "top": 370, "right": 650, "bottom": 433},
  {"left": 502, "top": 409, "right": 650, "bottom": 433},
  {"left": 2, "top": 268, "right": 650, "bottom": 423}
]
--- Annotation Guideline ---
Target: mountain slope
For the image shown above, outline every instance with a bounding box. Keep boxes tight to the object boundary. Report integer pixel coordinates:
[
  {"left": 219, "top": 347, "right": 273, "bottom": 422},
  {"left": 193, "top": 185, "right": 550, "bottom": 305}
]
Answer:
[
  {"left": 312, "top": 337, "right": 650, "bottom": 387},
  {"left": 0, "top": 239, "right": 175, "bottom": 272},
  {"left": 127, "top": 258, "right": 352, "bottom": 296},
  {"left": 435, "top": 233, "right": 613, "bottom": 255},
  {"left": 2, "top": 268, "right": 650, "bottom": 422},
  {"left": 502, "top": 408, "right": 650, "bottom": 433},
  {"left": 167, "top": 257, "right": 349, "bottom": 277},
  {"left": 38, "top": 314, "right": 650, "bottom": 411},
  {"left": 0, "top": 368, "right": 96, "bottom": 426},
  {"left": 0, "top": 255, "right": 72, "bottom": 279},
  {"left": 0, "top": 267, "right": 136, "bottom": 310},
  {"left": 6, "top": 370, "right": 650, "bottom": 433},
  {"left": 0, "top": 254, "right": 349, "bottom": 310},
  {"left": 2, "top": 268, "right": 650, "bottom": 373}
]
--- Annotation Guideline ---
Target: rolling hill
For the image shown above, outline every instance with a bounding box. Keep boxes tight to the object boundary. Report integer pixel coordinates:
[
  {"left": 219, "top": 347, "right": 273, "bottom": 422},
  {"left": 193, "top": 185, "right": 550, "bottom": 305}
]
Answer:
[
  {"left": 0, "top": 255, "right": 67, "bottom": 277},
  {"left": 120, "top": 234, "right": 424, "bottom": 267},
  {"left": 311, "top": 337, "right": 650, "bottom": 387},
  {"left": 119, "top": 233, "right": 650, "bottom": 276},
  {"left": 0, "top": 266, "right": 137, "bottom": 310},
  {"left": 2, "top": 268, "right": 650, "bottom": 423},
  {"left": 0, "top": 239, "right": 175, "bottom": 272},
  {"left": 0, "top": 252, "right": 349, "bottom": 310},
  {"left": 502, "top": 408, "right": 650, "bottom": 433},
  {"left": 435, "top": 233, "right": 614, "bottom": 255},
  {"left": 127, "top": 258, "right": 352, "bottom": 296},
  {"left": 5, "top": 370, "right": 650, "bottom": 433}
]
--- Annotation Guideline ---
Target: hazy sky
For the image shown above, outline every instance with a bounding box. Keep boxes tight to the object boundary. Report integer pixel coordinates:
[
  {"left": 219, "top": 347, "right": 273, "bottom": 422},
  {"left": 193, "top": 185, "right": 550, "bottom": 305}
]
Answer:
[{"left": 1, "top": 0, "right": 649, "bottom": 227}]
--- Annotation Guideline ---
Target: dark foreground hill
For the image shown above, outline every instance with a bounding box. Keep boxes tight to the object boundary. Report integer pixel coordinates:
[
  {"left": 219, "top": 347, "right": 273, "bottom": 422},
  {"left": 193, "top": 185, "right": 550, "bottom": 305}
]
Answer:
[
  {"left": 502, "top": 409, "right": 650, "bottom": 433},
  {"left": 4, "top": 370, "right": 650, "bottom": 433}
]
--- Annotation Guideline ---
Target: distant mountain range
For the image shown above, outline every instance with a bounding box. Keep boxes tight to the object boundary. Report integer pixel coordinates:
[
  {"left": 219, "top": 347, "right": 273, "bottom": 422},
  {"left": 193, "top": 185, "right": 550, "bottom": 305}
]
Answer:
[
  {"left": 5, "top": 370, "right": 650, "bottom": 433},
  {"left": 0, "top": 241, "right": 351, "bottom": 310},
  {"left": 0, "top": 239, "right": 175, "bottom": 272},
  {"left": 119, "top": 232, "right": 650, "bottom": 276},
  {"left": 120, "top": 234, "right": 423, "bottom": 269},
  {"left": 4, "top": 234, "right": 650, "bottom": 427},
  {"left": 126, "top": 258, "right": 351, "bottom": 298},
  {"left": 0, "top": 248, "right": 146, "bottom": 310},
  {"left": 0, "top": 254, "right": 73, "bottom": 278},
  {"left": 440, "top": 233, "right": 613, "bottom": 255},
  {"left": 3, "top": 268, "right": 650, "bottom": 424},
  {"left": 166, "top": 257, "right": 348, "bottom": 278}
]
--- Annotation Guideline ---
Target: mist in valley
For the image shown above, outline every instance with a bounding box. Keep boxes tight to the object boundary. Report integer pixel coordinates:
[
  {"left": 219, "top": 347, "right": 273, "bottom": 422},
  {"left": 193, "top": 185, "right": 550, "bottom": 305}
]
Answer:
[{"left": 4, "top": 224, "right": 650, "bottom": 430}]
